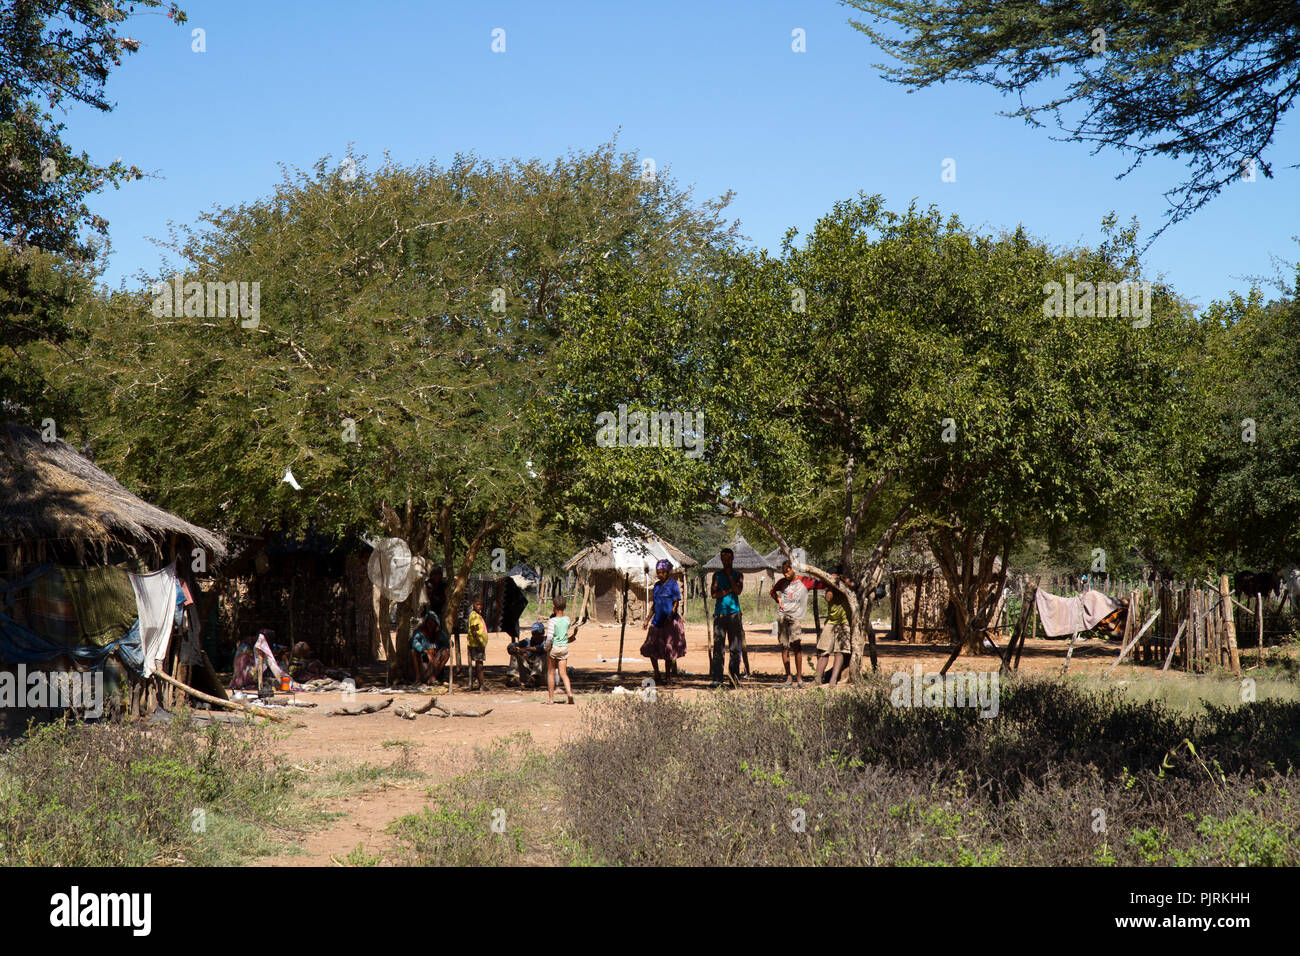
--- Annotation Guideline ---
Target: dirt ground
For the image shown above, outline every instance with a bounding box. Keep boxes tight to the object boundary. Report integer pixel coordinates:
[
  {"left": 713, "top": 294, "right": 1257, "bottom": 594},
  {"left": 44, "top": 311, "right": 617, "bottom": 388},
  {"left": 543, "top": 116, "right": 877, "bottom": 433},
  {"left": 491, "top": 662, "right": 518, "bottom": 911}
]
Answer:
[{"left": 250, "top": 618, "right": 1225, "bottom": 865}]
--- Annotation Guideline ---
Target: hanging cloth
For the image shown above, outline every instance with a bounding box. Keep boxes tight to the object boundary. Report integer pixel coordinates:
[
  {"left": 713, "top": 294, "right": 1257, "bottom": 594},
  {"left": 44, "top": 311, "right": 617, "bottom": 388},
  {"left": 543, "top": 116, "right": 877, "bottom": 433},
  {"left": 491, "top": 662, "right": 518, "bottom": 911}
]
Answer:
[{"left": 129, "top": 561, "right": 179, "bottom": 677}]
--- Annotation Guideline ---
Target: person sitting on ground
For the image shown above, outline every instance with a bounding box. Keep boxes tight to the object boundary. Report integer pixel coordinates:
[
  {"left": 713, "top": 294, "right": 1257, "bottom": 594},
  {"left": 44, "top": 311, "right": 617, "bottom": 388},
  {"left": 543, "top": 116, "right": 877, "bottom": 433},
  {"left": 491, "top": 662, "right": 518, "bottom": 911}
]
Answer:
[
  {"left": 640, "top": 559, "right": 686, "bottom": 685},
  {"left": 817, "top": 577, "right": 852, "bottom": 687},
  {"left": 771, "top": 559, "right": 809, "bottom": 686},
  {"left": 507, "top": 621, "right": 548, "bottom": 687},
  {"left": 411, "top": 610, "right": 451, "bottom": 685},
  {"left": 545, "top": 595, "right": 575, "bottom": 705},
  {"left": 229, "top": 639, "right": 258, "bottom": 691},
  {"left": 467, "top": 596, "right": 489, "bottom": 691}
]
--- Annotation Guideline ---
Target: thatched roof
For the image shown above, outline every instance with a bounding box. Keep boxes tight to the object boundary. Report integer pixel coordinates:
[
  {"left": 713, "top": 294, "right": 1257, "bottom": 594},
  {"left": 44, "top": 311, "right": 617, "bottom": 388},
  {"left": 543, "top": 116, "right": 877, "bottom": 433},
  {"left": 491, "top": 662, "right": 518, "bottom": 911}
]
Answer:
[
  {"left": 703, "top": 533, "right": 775, "bottom": 572},
  {"left": 564, "top": 532, "right": 697, "bottom": 574},
  {"left": 0, "top": 422, "right": 226, "bottom": 559}
]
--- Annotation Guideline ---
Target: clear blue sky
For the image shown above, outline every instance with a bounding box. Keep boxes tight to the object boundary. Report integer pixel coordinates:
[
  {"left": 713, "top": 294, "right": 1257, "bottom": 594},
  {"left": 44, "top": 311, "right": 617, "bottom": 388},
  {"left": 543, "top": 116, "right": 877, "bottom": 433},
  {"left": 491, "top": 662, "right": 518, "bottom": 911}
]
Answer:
[{"left": 74, "top": 0, "right": 1299, "bottom": 311}]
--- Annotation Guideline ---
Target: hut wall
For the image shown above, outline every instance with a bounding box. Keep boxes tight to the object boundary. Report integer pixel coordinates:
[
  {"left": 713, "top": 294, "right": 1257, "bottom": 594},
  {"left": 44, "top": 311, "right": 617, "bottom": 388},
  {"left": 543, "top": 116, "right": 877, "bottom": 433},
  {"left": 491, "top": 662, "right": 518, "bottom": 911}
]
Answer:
[
  {"left": 214, "top": 551, "right": 375, "bottom": 669},
  {"left": 891, "top": 571, "right": 1008, "bottom": 643},
  {"left": 587, "top": 569, "right": 688, "bottom": 625}
]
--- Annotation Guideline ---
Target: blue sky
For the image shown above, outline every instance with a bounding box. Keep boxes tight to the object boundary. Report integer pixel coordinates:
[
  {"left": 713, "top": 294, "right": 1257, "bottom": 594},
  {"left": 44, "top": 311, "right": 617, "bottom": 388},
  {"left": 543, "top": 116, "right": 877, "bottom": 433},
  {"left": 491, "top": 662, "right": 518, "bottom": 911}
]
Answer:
[{"left": 74, "top": 0, "right": 1299, "bottom": 311}]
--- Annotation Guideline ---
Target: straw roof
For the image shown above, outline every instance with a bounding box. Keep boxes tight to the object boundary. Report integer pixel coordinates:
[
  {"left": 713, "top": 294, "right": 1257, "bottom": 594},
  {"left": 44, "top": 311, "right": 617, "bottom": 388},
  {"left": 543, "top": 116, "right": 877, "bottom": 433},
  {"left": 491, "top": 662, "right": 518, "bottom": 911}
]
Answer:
[
  {"left": 0, "top": 422, "right": 226, "bottom": 559},
  {"left": 703, "top": 533, "right": 775, "bottom": 572},
  {"left": 564, "top": 532, "right": 697, "bottom": 574}
]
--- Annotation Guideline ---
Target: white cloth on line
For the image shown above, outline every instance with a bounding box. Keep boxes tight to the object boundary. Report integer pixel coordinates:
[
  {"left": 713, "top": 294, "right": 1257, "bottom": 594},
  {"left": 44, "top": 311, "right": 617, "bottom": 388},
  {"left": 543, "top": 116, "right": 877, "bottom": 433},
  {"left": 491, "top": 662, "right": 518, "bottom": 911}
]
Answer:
[
  {"left": 1035, "top": 589, "right": 1127, "bottom": 637},
  {"left": 130, "top": 561, "right": 178, "bottom": 677}
]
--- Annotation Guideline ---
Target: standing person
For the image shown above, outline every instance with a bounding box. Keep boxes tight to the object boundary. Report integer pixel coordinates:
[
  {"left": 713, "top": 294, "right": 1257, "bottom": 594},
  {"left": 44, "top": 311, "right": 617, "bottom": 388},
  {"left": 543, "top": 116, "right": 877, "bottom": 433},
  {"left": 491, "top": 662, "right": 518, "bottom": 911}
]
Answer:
[
  {"left": 709, "top": 548, "right": 745, "bottom": 688},
  {"left": 816, "top": 578, "right": 852, "bottom": 686},
  {"left": 467, "top": 596, "right": 489, "bottom": 691},
  {"left": 545, "top": 595, "right": 575, "bottom": 705},
  {"left": 770, "top": 559, "right": 809, "bottom": 686},
  {"left": 640, "top": 559, "right": 686, "bottom": 685},
  {"left": 426, "top": 566, "right": 447, "bottom": 619}
]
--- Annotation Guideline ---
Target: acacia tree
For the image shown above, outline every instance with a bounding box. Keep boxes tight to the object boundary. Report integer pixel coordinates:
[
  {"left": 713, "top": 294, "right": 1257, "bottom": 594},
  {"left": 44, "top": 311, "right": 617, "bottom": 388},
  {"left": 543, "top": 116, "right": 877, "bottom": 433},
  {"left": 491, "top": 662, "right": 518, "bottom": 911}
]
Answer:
[
  {"left": 52, "top": 144, "right": 737, "bottom": 680},
  {"left": 538, "top": 196, "right": 1198, "bottom": 675},
  {"left": 1, "top": 1, "right": 186, "bottom": 412},
  {"left": 843, "top": 0, "right": 1299, "bottom": 230}
]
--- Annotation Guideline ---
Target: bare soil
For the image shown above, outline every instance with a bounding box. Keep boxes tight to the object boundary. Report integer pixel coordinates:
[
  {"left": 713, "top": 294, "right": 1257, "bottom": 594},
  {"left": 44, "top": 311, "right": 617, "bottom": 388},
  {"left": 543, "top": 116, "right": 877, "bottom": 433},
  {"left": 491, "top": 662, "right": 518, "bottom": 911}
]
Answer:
[{"left": 249, "top": 618, "right": 1208, "bottom": 865}]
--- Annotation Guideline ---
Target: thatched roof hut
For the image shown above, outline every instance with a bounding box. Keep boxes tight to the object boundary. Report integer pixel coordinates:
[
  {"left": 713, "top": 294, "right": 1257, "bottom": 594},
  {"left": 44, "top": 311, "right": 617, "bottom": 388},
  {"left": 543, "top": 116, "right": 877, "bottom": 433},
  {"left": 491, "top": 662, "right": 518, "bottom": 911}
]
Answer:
[
  {"left": 564, "top": 530, "right": 697, "bottom": 626},
  {"left": 703, "top": 533, "right": 775, "bottom": 573},
  {"left": 0, "top": 422, "right": 226, "bottom": 566}
]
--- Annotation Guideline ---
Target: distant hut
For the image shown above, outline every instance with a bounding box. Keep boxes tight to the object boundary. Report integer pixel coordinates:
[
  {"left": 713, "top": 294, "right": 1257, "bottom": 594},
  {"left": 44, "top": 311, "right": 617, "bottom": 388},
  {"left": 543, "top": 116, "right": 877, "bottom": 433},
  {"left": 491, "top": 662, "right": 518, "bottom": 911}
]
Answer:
[
  {"left": 564, "top": 528, "right": 697, "bottom": 626},
  {"left": 0, "top": 422, "right": 226, "bottom": 717},
  {"left": 889, "top": 545, "right": 1006, "bottom": 643}
]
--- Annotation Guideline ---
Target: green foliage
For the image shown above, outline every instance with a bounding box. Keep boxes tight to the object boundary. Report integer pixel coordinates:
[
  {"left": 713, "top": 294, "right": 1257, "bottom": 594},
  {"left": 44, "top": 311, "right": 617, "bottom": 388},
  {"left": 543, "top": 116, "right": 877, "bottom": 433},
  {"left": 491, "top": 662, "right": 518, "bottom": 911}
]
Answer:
[
  {"left": 1179, "top": 283, "right": 1300, "bottom": 565},
  {"left": 0, "top": 0, "right": 186, "bottom": 259},
  {"left": 843, "top": 0, "right": 1299, "bottom": 229}
]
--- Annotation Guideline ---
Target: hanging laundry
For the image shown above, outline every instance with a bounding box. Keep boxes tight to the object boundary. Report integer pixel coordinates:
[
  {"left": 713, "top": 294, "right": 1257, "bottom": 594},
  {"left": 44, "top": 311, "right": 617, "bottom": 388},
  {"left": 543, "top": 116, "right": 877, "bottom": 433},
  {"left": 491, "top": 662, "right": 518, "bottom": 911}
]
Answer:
[
  {"left": 129, "top": 561, "right": 178, "bottom": 677},
  {"left": 1035, "top": 589, "right": 1085, "bottom": 637}
]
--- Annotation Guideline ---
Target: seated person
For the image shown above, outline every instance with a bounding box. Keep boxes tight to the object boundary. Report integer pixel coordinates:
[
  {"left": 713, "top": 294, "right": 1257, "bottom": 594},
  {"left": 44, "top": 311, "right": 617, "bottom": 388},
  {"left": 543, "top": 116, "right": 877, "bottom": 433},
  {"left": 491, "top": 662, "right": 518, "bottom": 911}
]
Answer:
[
  {"left": 506, "top": 621, "right": 548, "bottom": 688},
  {"left": 410, "top": 610, "right": 451, "bottom": 685}
]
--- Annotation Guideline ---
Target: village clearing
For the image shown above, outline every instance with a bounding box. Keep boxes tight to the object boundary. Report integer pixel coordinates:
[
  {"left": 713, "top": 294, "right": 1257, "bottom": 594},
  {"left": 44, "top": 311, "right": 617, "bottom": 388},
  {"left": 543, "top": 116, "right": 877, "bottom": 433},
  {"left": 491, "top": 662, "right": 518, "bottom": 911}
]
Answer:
[{"left": 245, "top": 619, "right": 1300, "bottom": 866}]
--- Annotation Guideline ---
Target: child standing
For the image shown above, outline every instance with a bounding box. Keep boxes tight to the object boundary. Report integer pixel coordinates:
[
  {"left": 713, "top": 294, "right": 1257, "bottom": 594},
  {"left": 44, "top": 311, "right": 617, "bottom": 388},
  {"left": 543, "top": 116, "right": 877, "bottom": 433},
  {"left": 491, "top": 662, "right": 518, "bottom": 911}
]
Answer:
[
  {"left": 816, "top": 580, "right": 852, "bottom": 686},
  {"left": 545, "top": 595, "right": 575, "bottom": 705},
  {"left": 640, "top": 559, "right": 686, "bottom": 684},
  {"left": 467, "top": 596, "right": 489, "bottom": 691},
  {"left": 770, "top": 559, "right": 809, "bottom": 686}
]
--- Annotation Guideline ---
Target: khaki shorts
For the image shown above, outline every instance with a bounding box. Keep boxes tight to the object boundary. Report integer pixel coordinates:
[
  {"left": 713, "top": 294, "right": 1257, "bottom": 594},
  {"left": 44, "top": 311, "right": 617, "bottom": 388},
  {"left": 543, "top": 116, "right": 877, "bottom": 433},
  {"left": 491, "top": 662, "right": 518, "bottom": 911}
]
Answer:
[
  {"left": 468, "top": 645, "right": 486, "bottom": 663},
  {"left": 817, "top": 621, "right": 851, "bottom": 655},
  {"left": 776, "top": 616, "right": 802, "bottom": 649},
  {"left": 549, "top": 644, "right": 569, "bottom": 661}
]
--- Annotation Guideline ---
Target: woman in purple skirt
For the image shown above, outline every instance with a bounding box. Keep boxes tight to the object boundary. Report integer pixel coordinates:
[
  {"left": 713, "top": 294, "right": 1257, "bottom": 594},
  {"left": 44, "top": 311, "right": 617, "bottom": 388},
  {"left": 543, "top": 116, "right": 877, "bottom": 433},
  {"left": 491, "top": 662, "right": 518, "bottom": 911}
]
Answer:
[{"left": 640, "top": 559, "right": 686, "bottom": 684}]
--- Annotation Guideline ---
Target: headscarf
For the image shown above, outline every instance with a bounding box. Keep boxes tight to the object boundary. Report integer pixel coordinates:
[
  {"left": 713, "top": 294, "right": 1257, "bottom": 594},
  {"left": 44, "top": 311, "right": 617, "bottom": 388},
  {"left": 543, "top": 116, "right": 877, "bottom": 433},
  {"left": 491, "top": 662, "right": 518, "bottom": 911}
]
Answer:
[{"left": 655, "top": 559, "right": 673, "bottom": 572}]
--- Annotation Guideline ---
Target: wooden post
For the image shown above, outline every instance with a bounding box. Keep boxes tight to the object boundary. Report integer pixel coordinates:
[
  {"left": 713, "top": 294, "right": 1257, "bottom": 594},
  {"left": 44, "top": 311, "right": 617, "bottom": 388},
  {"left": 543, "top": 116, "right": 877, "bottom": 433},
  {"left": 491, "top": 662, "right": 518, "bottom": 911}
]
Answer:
[
  {"left": 1109, "top": 609, "right": 1160, "bottom": 672},
  {"left": 1219, "top": 574, "right": 1240, "bottom": 675},
  {"left": 703, "top": 571, "right": 713, "bottom": 673},
  {"left": 616, "top": 573, "right": 629, "bottom": 679},
  {"left": 1161, "top": 620, "right": 1187, "bottom": 672},
  {"left": 1256, "top": 594, "right": 1265, "bottom": 665},
  {"left": 1062, "top": 630, "right": 1080, "bottom": 673}
]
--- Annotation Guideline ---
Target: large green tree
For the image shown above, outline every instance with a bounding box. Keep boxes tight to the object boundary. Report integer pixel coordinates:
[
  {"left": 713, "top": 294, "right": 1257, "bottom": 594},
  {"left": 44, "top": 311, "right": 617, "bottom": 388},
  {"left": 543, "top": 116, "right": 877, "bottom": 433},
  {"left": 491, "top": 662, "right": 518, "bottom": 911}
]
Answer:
[
  {"left": 539, "top": 196, "right": 1199, "bottom": 674},
  {"left": 1, "top": 0, "right": 186, "bottom": 412},
  {"left": 52, "top": 144, "right": 736, "bottom": 679},
  {"left": 843, "top": 0, "right": 1299, "bottom": 229}
]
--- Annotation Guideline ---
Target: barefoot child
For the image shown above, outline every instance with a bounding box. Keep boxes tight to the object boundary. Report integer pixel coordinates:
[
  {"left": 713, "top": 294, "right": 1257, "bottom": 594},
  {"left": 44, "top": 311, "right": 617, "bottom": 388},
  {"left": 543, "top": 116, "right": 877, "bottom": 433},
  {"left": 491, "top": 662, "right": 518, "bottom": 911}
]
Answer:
[
  {"left": 545, "top": 595, "right": 575, "bottom": 704},
  {"left": 817, "top": 580, "right": 851, "bottom": 686},
  {"left": 467, "top": 597, "right": 489, "bottom": 691},
  {"left": 640, "top": 559, "right": 686, "bottom": 684},
  {"left": 770, "top": 559, "right": 808, "bottom": 686}
]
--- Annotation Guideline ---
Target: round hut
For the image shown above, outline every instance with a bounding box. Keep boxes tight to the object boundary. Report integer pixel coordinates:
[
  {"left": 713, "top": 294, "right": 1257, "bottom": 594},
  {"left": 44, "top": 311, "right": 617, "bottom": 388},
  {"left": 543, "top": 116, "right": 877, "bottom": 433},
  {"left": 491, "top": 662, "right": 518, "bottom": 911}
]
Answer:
[{"left": 564, "top": 528, "right": 697, "bottom": 626}]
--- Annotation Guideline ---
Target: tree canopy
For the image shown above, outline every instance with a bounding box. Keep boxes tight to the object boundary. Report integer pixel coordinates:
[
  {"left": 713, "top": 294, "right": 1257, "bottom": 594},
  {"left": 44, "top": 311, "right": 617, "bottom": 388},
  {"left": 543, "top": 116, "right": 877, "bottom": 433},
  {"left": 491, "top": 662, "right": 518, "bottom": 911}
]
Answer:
[{"left": 842, "top": 0, "right": 1299, "bottom": 231}]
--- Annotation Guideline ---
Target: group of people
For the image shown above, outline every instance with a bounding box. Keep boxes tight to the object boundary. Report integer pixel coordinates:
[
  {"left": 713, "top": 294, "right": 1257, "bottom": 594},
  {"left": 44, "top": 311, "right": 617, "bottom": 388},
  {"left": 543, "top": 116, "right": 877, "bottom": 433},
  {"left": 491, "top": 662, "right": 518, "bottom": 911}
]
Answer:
[
  {"left": 634, "top": 548, "right": 855, "bottom": 690},
  {"left": 403, "top": 551, "right": 859, "bottom": 700}
]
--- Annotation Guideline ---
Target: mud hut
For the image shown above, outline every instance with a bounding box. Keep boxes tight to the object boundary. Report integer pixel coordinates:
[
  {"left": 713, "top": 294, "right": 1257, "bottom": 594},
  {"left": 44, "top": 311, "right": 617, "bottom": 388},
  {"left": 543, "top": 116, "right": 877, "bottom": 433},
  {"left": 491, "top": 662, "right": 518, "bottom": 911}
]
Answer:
[
  {"left": 889, "top": 546, "right": 1006, "bottom": 643},
  {"left": 0, "top": 422, "right": 227, "bottom": 716},
  {"left": 564, "top": 528, "right": 697, "bottom": 626}
]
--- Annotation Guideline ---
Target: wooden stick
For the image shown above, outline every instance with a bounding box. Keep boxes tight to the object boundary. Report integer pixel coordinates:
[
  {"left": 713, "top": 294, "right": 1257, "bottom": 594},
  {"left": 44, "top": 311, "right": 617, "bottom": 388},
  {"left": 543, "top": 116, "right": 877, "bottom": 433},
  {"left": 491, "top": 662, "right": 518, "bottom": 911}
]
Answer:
[
  {"left": 153, "top": 669, "right": 291, "bottom": 723},
  {"left": 1062, "top": 630, "right": 1080, "bottom": 674},
  {"left": 617, "top": 573, "right": 629, "bottom": 679},
  {"left": 1161, "top": 620, "right": 1187, "bottom": 672},
  {"left": 329, "top": 697, "right": 393, "bottom": 716},
  {"left": 1109, "top": 609, "right": 1161, "bottom": 672}
]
